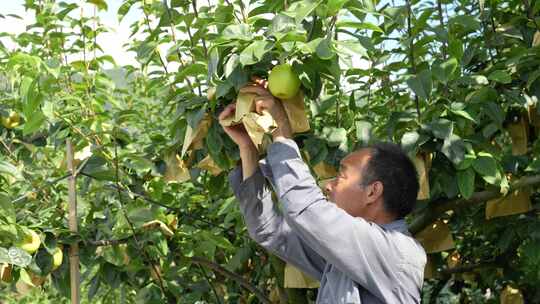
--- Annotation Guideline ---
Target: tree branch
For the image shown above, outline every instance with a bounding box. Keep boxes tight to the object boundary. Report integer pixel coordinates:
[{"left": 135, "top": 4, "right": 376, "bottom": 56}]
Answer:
[
  {"left": 440, "top": 261, "right": 497, "bottom": 276},
  {"left": 410, "top": 174, "right": 540, "bottom": 234},
  {"left": 78, "top": 172, "right": 243, "bottom": 240},
  {"left": 190, "top": 256, "right": 271, "bottom": 304},
  {"left": 112, "top": 131, "right": 167, "bottom": 296},
  {"left": 405, "top": 0, "right": 421, "bottom": 119}
]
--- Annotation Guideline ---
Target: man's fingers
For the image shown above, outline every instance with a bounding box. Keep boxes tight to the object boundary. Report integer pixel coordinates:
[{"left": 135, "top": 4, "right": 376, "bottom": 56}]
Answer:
[
  {"left": 240, "top": 85, "right": 272, "bottom": 97},
  {"left": 251, "top": 76, "right": 268, "bottom": 88},
  {"left": 218, "top": 103, "right": 236, "bottom": 121},
  {"left": 254, "top": 99, "right": 265, "bottom": 114}
]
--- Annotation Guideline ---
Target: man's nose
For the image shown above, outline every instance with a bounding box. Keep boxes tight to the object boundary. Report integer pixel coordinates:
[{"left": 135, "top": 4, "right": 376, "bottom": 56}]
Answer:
[{"left": 323, "top": 178, "right": 336, "bottom": 195}]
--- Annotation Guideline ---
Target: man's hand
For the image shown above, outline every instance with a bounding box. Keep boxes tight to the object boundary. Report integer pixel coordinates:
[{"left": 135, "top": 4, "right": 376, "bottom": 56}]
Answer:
[
  {"left": 219, "top": 103, "right": 259, "bottom": 180},
  {"left": 240, "top": 79, "right": 293, "bottom": 141},
  {"left": 219, "top": 103, "right": 256, "bottom": 150}
]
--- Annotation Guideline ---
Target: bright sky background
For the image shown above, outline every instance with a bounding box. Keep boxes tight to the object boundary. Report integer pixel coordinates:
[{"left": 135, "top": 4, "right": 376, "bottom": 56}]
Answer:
[{"left": 0, "top": 0, "right": 141, "bottom": 66}]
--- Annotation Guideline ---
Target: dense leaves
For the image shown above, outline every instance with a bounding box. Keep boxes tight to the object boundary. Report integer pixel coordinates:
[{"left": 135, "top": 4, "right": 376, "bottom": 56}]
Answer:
[{"left": 0, "top": 0, "right": 540, "bottom": 303}]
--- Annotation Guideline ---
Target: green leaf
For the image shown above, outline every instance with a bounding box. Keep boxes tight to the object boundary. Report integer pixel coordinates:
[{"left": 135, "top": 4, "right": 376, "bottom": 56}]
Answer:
[
  {"left": 472, "top": 155, "right": 500, "bottom": 185},
  {"left": 0, "top": 248, "right": 9, "bottom": 264},
  {"left": 448, "top": 103, "right": 476, "bottom": 122},
  {"left": 336, "top": 21, "right": 384, "bottom": 33},
  {"left": 449, "top": 15, "right": 481, "bottom": 34},
  {"left": 20, "top": 76, "right": 42, "bottom": 118},
  {"left": 456, "top": 154, "right": 476, "bottom": 170},
  {"left": 407, "top": 70, "right": 432, "bottom": 100},
  {"left": 117, "top": 0, "right": 136, "bottom": 22},
  {"left": 488, "top": 70, "right": 512, "bottom": 84},
  {"left": 127, "top": 208, "right": 154, "bottom": 226},
  {"left": 19, "top": 268, "right": 35, "bottom": 287},
  {"left": 22, "top": 111, "right": 46, "bottom": 135},
  {"left": 0, "top": 193, "right": 15, "bottom": 223},
  {"left": 201, "top": 231, "right": 234, "bottom": 250},
  {"left": 226, "top": 247, "right": 252, "bottom": 272},
  {"left": 0, "top": 160, "right": 22, "bottom": 180},
  {"left": 304, "top": 137, "right": 328, "bottom": 166},
  {"left": 102, "top": 245, "right": 127, "bottom": 267},
  {"left": 441, "top": 134, "right": 466, "bottom": 165},
  {"left": 176, "top": 63, "right": 207, "bottom": 83},
  {"left": 432, "top": 58, "right": 458, "bottom": 83},
  {"left": 270, "top": 14, "right": 296, "bottom": 35},
  {"left": 335, "top": 40, "right": 368, "bottom": 59},
  {"left": 283, "top": 0, "right": 321, "bottom": 24},
  {"left": 239, "top": 41, "right": 272, "bottom": 66},
  {"left": 328, "top": 0, "right": 349, "bottom": 14},
  {"left": 224, "top": 54, "right": 239, "bottom": 78},
  {"left": 526, "top": 69, "right": 540, "bottom": 89},
  {"left": 221, "top": 24, "right": 252, "bottom": 41},
  {"left": 87, "top": 0, "right": 108, "bottom": 11},
  {"left": 457, "top": 168, "right": 475, "bottom": 199},
  {"left": 426, "top": 118, "right": 453, "bottom": 139},
  {"left": 82, "top": 156, "right": 115, "bottom": 181},
  {"left": 316, "top": 38, "right": 335, "bottom": 60}
]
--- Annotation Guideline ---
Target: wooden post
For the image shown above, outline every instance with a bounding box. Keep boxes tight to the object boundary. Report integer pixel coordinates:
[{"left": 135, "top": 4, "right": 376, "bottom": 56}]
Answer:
[{"left": 66, "top": 139, "right": 80, "bottom": 304}]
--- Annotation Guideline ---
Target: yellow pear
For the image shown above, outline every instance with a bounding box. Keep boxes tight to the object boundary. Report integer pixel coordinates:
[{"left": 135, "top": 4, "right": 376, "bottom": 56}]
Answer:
[
  {"left": 52, "top": 247, "right": 63, "bottom": 270},
  {"left": 18, "top": 229, "right": 41, "bottom": 254},
  {"left": 1, "top": 111, "right": 20, "bottom": 129}
]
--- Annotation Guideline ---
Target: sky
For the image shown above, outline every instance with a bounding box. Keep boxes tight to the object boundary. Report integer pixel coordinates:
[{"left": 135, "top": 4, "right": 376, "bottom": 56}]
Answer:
[{"left": 0, "top": 0, "right": 141, "bottom": 66}]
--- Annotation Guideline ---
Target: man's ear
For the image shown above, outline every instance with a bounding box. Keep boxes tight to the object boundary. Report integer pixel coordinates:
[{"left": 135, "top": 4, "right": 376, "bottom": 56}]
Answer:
[{"left": 366, "top": 181, "right": 384, "bottom": 203}]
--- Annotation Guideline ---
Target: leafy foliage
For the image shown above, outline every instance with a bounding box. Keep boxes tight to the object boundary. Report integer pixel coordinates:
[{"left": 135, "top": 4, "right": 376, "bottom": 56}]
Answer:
[{"left": 0, "top": 0, "right": 540, "bottom": 303}]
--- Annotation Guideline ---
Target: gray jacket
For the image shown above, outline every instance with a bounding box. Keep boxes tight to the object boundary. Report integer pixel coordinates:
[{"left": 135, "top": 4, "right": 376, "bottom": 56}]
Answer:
[{"left": 229, "top": 139, "right": 426, "bottom": 303}]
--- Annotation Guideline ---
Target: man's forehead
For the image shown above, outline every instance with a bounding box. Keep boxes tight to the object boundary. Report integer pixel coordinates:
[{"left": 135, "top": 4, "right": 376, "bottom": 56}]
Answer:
[{"left": 340, "top": 149, "right": 371, "bottom": 167}]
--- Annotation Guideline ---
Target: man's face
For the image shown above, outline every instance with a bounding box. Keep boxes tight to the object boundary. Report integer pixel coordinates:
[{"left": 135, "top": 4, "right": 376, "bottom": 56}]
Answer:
[{"left": 324, "top": 149, "right": 375, "bottom": 217}]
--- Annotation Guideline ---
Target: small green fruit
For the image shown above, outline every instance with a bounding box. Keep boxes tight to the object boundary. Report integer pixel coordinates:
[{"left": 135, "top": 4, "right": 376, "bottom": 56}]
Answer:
[{"left": 268, "top": 64, "right": 301, "bottom": 100}]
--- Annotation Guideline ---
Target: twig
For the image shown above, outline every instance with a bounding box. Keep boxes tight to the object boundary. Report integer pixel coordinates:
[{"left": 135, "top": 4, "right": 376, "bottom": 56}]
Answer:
[
  {"left": 78, "top": 172, "right": 243, "bottom": 241},
  {"left": 162, "top": 0, "right": 203, "bottom": 96},
  {"left": 522, "top": 0, "right": 540, "bottom": 31},
  {"left": 0, "top": 138, "right": 16, "bottom": 162},
  {"left": 223, "top": 0, "right": 242, "bottom": 23},
  {"left": 191, "top": 0, "right": 208, "bottom": 58},
  {"left": 142, "top": 6, "right": 195, "bottom": 93},
  {"left": 112, "top": 129, "right": 167, "bottom": 296},
  {"left": 197, "top": 264, "right": 223, "bottom": 304},
  {"left": 441, "top": 261, "right": 497, "bottom": 276},
  {"left": 163, "top": 0, "right": 202, "bottom": 96},
  {"left": 307, "top": 14, "right": 318, "bottom": 42},
  {"left": 436, "top": 0, "right": 447, "bottom": 60},
  {"left": 12, "top": 174, "right": 70, "bottom": 204},
  {"left": 190, "top": 256, "right": 271, "bottom": 304},
  {"left": 66, "top": 139, "right": 81, "bottom": 304},
  {"left": 406, "top": 0, "right": 421, "bottom": 119},
  {"left": 89, "top": 237, "right": 131, "bottom": 247}
]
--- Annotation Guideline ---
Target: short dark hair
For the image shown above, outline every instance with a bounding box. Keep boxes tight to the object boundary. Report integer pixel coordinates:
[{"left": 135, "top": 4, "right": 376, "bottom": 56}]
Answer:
[{"left": 359, "top": 143, "right": 419, "bottom": 219}]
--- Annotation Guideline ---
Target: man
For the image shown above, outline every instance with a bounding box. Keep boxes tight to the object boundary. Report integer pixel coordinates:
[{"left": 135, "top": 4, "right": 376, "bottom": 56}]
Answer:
[{"left": 219, "top": 83, "right": 426, "bottom": 303}]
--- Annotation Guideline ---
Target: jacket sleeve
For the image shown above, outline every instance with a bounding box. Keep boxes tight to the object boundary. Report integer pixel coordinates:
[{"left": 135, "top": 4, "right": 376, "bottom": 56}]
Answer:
[
  {"left": 229, "top": 166, "right": 326, "bottom": 281},
  {"left": 266, "top": 139, "right": 403, "bottom": 299}
]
